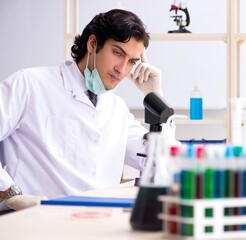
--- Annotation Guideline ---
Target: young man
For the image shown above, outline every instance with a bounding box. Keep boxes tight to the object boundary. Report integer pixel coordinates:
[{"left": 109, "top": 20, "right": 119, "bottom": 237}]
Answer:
[{"left": 0, "top": 9, "right": 162, "bottom": 211}]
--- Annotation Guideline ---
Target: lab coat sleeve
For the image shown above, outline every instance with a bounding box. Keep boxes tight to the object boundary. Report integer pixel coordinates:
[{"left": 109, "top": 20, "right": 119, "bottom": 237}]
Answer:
[
  {"left": 124, "top": 112, "right": 148, "bottom": 171},
  {"left": 0, "top": 71, "right": 29, "bottom": 191},
  {"left": 0, "top": 71, "right": 29, "bottom": 139},
  {"left": 0, "top": 165, "right": 15, "bottom": 190},
  {"left": 0, "top": 168, "right": 15, "bottom": 210}
]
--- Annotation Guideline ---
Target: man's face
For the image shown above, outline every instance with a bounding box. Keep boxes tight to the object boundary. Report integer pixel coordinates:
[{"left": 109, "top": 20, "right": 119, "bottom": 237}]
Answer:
[{"left": 95, "top": 38, "right": 144, "bottom": 90}]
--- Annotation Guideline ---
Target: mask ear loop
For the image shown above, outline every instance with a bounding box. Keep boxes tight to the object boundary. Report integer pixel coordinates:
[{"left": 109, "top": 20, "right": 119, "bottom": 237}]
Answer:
[
  {"left": 86, "top": 53, "right": 90, "bottom": 68},
  {"left": 93, "top": 42, "right": 97, "bottom": 69}
]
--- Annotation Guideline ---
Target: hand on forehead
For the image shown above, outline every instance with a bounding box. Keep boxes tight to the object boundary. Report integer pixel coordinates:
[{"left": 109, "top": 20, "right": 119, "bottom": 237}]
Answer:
[{"left": 141, "top": 49, "right": 149, "bottom": 64}]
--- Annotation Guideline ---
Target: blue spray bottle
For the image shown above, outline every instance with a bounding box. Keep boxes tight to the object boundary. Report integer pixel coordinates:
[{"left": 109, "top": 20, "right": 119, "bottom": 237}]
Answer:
[{"left": 190, "top": 85, "right": 203, "bottom": 120}]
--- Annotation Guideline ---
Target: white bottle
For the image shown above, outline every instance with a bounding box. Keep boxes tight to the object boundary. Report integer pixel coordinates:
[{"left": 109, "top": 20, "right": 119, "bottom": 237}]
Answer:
[{"left": 230, "top": 98, "right": 246, "bottom": 145}]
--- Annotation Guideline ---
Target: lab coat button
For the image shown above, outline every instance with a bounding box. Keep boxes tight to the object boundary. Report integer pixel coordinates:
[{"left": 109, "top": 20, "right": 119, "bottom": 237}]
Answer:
[
  {"left": 91, "top": 171, "right": 96, "bottom": 176},
  {"left": 94, "top": 139, "right": 99, "bottom": 143}
]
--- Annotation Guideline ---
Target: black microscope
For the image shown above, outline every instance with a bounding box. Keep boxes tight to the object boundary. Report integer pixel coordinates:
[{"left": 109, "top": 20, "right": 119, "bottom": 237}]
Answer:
[
  {"left": 131, "top": 92, "right": 174, "bottom": 231},
  {"left": 135, "top": 92, "right": 174, "bottom": 186},
  {"left": 168, "top": 0, "right": 191, "bottom": 33}
]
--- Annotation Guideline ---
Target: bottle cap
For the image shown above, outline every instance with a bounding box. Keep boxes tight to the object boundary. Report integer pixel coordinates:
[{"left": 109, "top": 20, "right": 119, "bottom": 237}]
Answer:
[{"left": 191, "top": 85, "right": 202, "bottom": 98}]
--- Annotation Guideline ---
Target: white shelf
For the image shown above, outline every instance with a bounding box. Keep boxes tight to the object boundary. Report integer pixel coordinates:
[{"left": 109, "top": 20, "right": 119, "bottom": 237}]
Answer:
[
  {"left": 66, "top": 33, "right": 75, "bottom": 40},
  {"left": 173, "top": 118, "right": 227, "bottom": 126},
  {"left": 236, "top": 33, "right": 246, "bottom": 42},
  {"left": 137, "top": 118, "right": 227, "bottom": 127},
  {"left": 150, "top": 33, "right": 227, "bottom": 42}
]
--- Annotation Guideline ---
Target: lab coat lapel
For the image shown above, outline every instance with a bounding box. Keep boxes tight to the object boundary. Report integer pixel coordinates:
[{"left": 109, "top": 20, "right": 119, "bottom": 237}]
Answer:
[
  {"left": 61, "top": 60, "right": 109, "bottom": 110},
  {"left": 95, "top": 93, "right": 110, "bottom": 110},
  {"left": 60, "top": 60, "right": 91, "bottom": 105}
]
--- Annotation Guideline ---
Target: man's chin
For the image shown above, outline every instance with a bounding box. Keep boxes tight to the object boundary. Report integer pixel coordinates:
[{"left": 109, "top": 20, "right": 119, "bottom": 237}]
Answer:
[{"left": 106, "top": 83, "right": 119, "bottom": 90}]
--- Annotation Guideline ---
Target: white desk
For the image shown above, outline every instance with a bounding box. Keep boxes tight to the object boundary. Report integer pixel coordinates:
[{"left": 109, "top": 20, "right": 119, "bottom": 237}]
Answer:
[{"left": 0, "top": 181, "right": 166, "bottom": 240}]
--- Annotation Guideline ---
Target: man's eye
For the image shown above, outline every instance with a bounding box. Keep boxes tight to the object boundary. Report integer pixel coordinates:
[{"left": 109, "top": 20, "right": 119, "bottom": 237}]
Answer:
[
  {"left": 113, "top": 50, "right": 122, "bottom": 56},
  {"left": 130, "top": 60, "right": 137, "bottom": 65}
]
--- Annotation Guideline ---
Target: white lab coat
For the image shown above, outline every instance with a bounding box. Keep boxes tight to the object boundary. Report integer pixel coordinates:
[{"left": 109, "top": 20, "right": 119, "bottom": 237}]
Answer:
[{"left": 0, "top": 60, "right": 148, "bottom": 202}]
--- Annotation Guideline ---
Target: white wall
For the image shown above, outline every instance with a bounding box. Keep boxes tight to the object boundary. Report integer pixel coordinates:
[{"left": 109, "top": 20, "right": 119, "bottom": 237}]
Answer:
[{"left": 0, "top": 0, "right": 64, "bottom": 80}]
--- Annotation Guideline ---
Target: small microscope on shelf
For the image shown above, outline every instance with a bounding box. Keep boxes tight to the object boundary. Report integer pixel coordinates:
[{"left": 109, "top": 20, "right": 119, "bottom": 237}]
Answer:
[{"left": 168, "top": 0, "right": 191, "bottom": 33}]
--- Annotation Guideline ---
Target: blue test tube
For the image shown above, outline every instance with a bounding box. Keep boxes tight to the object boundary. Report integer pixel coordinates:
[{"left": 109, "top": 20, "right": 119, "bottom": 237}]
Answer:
[
  {"left": 241, "top": 151, "right": 246, "bottom": 230},
  {"left": 213, "top": 144, "right": 226, "bottom": 198}
]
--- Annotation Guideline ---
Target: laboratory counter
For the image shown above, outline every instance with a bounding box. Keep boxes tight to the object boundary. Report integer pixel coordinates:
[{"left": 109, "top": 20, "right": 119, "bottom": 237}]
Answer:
[{"left": 0, "top": 181, "right": 167, "bottom": 240}]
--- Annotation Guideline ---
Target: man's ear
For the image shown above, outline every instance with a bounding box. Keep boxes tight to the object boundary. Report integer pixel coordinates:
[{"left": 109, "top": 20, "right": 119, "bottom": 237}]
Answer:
[{"left": 87, "top": 35, "right": 97, "bottom": 53}]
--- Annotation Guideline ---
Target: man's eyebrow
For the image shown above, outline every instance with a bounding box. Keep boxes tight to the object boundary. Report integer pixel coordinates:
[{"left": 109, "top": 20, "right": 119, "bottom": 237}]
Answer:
[{"left": 113, "top": 45, "right": 140, "bottom": 61}]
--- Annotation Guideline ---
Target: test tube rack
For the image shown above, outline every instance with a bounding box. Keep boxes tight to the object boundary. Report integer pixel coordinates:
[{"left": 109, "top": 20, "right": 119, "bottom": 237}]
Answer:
[{"left": 158, "top": 196, "right": 246, "bottom": 240}]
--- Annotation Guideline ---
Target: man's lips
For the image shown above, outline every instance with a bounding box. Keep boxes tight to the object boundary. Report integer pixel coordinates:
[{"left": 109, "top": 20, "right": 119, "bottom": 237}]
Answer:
[{"left": 109, "top": 73, "right": 120, "bottom": 82}]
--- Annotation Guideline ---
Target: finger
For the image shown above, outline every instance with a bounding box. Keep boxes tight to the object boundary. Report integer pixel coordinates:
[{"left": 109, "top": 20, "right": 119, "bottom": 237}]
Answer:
[
  {"left": 141, "top": 48, "right": 149, "bottom": 64},
  {"left": 138, "top": 68, "right": 145, "bottom": 84},
  {"left": 132, "top": 63, "right": 144, "bottom": 80},
  {"left": 138, "top": 66, "right": 150, "bottom": 83},
  {"left": 143, "top": 68, "right": 151, "bottom": 82},
  {"left": 127, "top": 72, "right": 132, "bottom": 79}
]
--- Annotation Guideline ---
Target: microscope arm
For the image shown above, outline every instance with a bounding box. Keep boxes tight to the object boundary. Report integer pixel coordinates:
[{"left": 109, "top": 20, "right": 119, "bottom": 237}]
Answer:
[{"left": 180, "top": 6, "right": 190, "bottom": 27}]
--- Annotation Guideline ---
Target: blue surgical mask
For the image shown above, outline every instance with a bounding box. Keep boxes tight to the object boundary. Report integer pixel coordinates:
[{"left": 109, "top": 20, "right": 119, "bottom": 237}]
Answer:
[{"left": 84, "top": 52, "right": 110, "bottom": 95}]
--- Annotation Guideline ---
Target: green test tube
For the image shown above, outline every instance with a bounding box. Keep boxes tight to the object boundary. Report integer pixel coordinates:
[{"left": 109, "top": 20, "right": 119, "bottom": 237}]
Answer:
[
  {"left": 204, "top": 168, "right": 215, "bottom": 199},
  {"left": 180, "top": 144, "right": 195, "bottom": 237}
]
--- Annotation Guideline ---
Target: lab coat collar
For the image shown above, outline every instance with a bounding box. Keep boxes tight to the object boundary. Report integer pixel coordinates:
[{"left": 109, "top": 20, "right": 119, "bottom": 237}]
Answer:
[
  {"left": 61, "top": 60, "right": 109, "bottom": 110},
  {"left": 61, "top": 60, "right": 86, "bottom": 91}
]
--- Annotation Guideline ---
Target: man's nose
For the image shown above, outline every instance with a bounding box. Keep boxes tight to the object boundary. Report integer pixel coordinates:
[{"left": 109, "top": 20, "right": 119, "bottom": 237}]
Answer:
[{"left": 114, "top": 60, "right": 128, "bottom": 75}]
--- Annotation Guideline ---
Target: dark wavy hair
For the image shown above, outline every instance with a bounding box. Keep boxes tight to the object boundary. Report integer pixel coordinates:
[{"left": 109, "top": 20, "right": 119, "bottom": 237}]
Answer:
[{"left": 71, "top": 9, "right": 150, "bottom": 63}]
